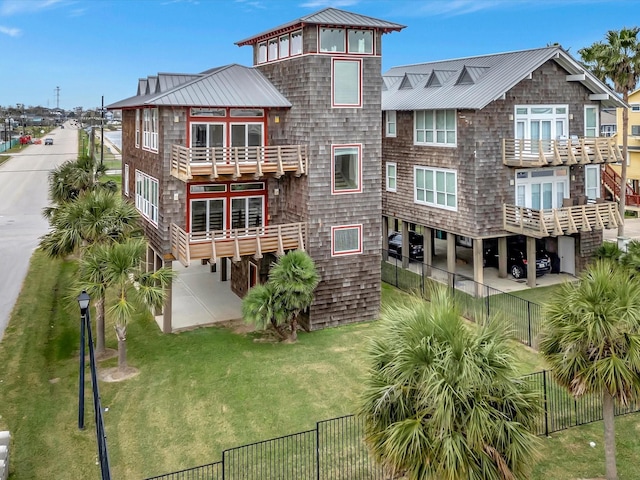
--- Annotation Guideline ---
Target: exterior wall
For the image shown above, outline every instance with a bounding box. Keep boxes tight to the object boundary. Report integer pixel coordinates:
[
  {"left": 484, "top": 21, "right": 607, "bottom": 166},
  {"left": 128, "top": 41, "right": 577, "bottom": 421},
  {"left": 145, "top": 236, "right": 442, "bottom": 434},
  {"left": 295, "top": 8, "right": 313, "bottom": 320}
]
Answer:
[
  {"left": 383, "top": 59, "right": 598, "bottom": 240},
  {"left": 576, "top": 230, "right": 603, "bottom": 272},
  {"left": 258, "top": 51, "right": 383, "bottom": 329}
]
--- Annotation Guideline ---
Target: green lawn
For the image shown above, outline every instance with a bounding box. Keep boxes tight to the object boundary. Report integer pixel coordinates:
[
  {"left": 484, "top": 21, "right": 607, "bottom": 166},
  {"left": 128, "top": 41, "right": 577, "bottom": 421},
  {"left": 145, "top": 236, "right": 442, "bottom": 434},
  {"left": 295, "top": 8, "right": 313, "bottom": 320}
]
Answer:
[{"left": 0, "top": 255, "right": 636, "bottom": 479}]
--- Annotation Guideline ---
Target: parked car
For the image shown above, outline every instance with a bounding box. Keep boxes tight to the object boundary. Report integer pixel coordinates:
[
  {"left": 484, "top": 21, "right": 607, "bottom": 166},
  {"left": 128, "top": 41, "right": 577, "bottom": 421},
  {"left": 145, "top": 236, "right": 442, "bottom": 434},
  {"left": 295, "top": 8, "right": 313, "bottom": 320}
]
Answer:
[
  {"left": 44, "top": 138, "right": 53, "bottom": 145},
  {"left": 483, "top": 237, "right": 552, "bottom": 279},
  {"left": 388, "top": 231, "right": 424, "bottom": 261}
]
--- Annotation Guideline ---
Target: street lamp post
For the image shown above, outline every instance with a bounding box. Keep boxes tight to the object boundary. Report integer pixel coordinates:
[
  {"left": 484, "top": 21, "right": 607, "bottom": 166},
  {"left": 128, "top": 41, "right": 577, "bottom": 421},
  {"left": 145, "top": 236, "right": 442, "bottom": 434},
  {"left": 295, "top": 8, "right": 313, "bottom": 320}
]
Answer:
[{"left": 77, "top": 291, "right": 90, "bottom": 430}]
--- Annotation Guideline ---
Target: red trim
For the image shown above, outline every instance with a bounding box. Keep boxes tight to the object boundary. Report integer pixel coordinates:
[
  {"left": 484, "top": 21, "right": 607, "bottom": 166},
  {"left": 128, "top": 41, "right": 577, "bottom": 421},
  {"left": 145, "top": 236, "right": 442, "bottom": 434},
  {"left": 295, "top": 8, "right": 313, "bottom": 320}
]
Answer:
[
  {"left": 331, "top": 224, "right": 363, "bottom": 256},
  {"left": 186, "top": 107, "right": 268, "bottom": 148},
  {"left": 331, "top": 57, "right": 362, "bottom": 108},
  {"left": 331, "top": 143, "right": 362, "bottom": 194}
]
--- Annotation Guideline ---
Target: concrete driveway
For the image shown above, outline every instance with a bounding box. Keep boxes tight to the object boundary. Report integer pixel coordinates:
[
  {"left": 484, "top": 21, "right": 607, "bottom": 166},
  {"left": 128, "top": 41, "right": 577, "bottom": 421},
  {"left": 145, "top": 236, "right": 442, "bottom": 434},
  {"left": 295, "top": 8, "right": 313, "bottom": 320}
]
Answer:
[{"left": 0, "top": 124, "right": 77, "bottom": 341}]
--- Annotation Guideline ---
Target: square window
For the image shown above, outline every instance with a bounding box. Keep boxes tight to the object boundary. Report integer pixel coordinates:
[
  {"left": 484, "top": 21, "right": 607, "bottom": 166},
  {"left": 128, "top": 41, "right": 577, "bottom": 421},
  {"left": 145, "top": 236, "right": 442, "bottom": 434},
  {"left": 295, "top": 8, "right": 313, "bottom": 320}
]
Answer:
[
  {"left": 414, "top": 166, "right": 457, "bottom": 211},
  {"left": 414, "top": 110, "right": 455, "bottom": 146},
  {"left": 347, "top": 29, "right": 373, "bottom": 54},
  {"left": 320, "top": 28, "right": 345, "bottom": 52},
  {"left": 332, "top": 225, "right": 362, "bottom": 256},
  {"left": 332, "top": 145, "right": 361, "bottom": 193},
  {"left": 332, "top": 59, "right": 361, "bottom": 107}
]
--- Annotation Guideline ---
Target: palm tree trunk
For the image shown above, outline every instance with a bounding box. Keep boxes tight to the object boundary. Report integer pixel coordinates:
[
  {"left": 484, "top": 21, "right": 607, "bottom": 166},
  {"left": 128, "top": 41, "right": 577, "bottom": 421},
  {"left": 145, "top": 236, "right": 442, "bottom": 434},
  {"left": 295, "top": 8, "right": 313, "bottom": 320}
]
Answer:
[
  {"left": 618, "top": 100, "right": 629, "bottom": 238},
  {"left": 602, "top": 389, "right": 618, "bottom": 480},
  {"left": 96, "top": 296, "right": 106, "bottom": 356},
  {"left": 115, "top": 324, "right": 127, "bottom": 372}
]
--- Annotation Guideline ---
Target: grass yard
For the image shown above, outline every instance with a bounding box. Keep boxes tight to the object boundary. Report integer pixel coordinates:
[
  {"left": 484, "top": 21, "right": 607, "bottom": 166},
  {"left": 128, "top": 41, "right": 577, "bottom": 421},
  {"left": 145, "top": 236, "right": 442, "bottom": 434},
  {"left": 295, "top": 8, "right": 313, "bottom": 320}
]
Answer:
[{"left": 0, "top": 255, "right": 637, "bottom": 479}]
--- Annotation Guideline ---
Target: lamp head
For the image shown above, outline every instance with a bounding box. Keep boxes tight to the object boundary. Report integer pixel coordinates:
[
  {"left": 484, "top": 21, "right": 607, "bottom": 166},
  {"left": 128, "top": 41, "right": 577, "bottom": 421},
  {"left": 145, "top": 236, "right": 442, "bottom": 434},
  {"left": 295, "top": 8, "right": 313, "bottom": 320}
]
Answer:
[{"left": 77, "top": 290, "right": 90, "bottom": 313}]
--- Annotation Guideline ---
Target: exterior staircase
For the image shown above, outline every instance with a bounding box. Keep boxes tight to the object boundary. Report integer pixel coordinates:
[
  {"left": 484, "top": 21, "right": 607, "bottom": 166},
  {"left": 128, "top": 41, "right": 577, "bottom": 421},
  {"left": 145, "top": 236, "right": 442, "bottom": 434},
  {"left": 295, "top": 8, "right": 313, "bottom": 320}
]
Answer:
[{"left": 603, "top": 164, "right": 640, "bottom": 209}]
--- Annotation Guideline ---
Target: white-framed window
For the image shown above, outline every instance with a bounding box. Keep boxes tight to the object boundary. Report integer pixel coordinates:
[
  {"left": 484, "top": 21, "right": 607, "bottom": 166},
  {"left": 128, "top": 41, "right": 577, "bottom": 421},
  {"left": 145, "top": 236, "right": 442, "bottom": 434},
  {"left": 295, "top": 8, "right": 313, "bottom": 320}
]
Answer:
[
  {"left": 320, "top": 27, "right": 345, "bottom": 52},
  {"left": 332, "top": 144, "right": 361, "bottom": 194},
  {"left": 332, "top": 58, "right": 362, "bottom": 107},
  {"left": 231, "top": 196, "right": 264, "bottom": 229},
  {"left": 135, "top": 110, "right": 140, "bottom": 148},
  {"left": 514, "top": 105, "right": 568, "bottom": 152},
  {"left": 415, "top": 110, "right": 456, "bottom": 146},
  {"left": 385, "top": 111, "right": 396, "bottom": 137},
  {"left": 514, "top": 167, "right": 569, "bottom": 209},
  {"left": 268, "top": 38, "right": 278, "bottom": 61},
  {"left": 124, "top": 163, "right": 129, "bottom": 196},
  {"left": 142, "top": 108, "right": 158, "bottom": 152},
  {"left": 347, "top": 29, "right": 373, "bottom": 54},
  {"left": 231, "top": 123, "right": 263, "bottom": 148},
  {"left": 386, "top": 162, "right": 397, "bottom": 192},
  {"left": 584, "top": 106, "right": 599, "bottom": 137},
  {"left": 191, "top": 123, "right": 225, "bottom": 148},
  {"left": 290, "top": 30, "right": 302, "bottom": 55},
  {"left": 191, "top": 198, "right": 225, "bottom": 233},
  {"left": 585, "top": 165, "right": 601, "bottom": 201},
  {"left": 279, "top": 35, "right": 290, "bottom": 58},
  {"left": 135, "top": 170, "right": 159, "bottom": 225},
  {"left": 631, "top": 104, "right": 640, "bottom": 112},
  {"left": 331, "top": 224, "right": 362, "bottom": 256},
  {"left": 415, "top": 166, "right": 457, "bottom": 210},
  {"left": 258, "top": 42, "right": 267, "bottom": 63}
]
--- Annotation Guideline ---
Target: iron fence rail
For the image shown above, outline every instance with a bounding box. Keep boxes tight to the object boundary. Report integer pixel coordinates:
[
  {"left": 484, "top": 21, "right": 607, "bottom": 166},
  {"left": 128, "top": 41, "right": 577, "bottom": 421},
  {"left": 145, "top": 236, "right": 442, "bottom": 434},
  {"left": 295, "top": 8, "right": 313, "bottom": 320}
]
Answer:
[{"left": 381, "top": 251, "right": 543, "bottom": 347}]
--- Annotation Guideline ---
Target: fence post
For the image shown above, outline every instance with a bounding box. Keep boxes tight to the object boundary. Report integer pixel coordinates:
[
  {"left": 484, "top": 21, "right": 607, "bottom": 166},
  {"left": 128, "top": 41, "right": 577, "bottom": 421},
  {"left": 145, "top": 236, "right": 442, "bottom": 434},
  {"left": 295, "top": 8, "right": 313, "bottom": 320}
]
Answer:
[
  {"left": 543, "top": 371, "right": 549, "bottom": 437},
  {"left": 316, "top": 421, "right": 320, "bottom": 480},
  {"left": 527, "top": 301, "right": 532, "bottom": 347},
  {"left": 485, "top": 285, "right": 490, "bottom": 324}
]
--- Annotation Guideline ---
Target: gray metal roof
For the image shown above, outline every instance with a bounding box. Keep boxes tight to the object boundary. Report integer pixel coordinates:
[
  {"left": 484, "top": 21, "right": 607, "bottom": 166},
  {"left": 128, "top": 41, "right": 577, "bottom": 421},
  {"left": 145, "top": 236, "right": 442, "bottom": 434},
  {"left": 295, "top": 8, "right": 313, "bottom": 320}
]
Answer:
[
  {"left": 383, "top": 46, "right": 627, "bottom": 111},
  {"left": 236, "top": 7, "right": 405, "bottom": 45},
  {"left": 107, "top": 64, "right": 291, "bottom": 109}
]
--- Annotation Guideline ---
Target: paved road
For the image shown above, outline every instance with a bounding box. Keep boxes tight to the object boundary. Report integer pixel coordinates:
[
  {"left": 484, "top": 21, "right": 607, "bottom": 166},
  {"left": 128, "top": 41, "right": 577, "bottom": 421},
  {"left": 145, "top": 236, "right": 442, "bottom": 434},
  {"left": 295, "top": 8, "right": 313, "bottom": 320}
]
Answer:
[{"left": 0, "top": 124, "right": 78, "bottom": 341}]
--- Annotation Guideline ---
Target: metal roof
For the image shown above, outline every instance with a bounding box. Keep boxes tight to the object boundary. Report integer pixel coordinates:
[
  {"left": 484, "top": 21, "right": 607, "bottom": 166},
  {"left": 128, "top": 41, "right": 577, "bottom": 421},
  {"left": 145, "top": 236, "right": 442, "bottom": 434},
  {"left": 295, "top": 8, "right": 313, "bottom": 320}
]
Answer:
[
  {"left": 383, "top": 46, "right": 627, "bottom": 111},
  {"left": 236, "top": 7, "right": 405, "bottom": 46},
  {"left": 107, "top": 64, "right": 291, "bottom": 109}
]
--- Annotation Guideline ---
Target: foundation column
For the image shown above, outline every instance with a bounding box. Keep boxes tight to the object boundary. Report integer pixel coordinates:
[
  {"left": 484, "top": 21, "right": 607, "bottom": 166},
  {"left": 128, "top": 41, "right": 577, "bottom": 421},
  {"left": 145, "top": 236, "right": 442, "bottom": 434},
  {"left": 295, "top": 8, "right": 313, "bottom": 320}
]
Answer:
[
  {"left": 423, "top": 227, "right": 433, "bottom": 277},
  {"left": 527, "top": 236, "right": 536, "bottom": 288},
  {"left": 402, "top": 221, "right": 410, "bottom": 269},
  {"left": 498, "top": 237, "right": 508, "bottom": 278},
  {"left": 382, "top": 216, "right": 389, "bottom": 254},
  {"left": 447, "top": 232, "right": 456, "bottom": 289},
  {"left": 473, "top": 238, "right": 484, "bottom": 297}
]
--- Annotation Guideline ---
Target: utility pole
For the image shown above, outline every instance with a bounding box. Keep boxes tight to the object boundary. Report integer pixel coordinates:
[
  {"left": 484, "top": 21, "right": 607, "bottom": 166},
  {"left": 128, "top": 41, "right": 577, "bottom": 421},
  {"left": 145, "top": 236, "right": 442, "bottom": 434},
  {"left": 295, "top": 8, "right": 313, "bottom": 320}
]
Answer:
[
  {"left": 100, "top": 95, "right": 104, "bottom": 168},
  {"left": 55, "top": 86, "right": 60, "bottom": 111}
]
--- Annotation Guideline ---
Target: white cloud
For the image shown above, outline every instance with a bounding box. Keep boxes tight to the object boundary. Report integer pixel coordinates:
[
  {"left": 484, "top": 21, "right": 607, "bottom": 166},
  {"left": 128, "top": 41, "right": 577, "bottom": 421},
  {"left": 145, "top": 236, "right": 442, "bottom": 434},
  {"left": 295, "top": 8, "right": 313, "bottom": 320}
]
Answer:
[
  {"left": 1, "top": 0, "right": 65, "bottom": 16},
  {"left": 0, "top": 25, "right": 20, "bottom": 36}
]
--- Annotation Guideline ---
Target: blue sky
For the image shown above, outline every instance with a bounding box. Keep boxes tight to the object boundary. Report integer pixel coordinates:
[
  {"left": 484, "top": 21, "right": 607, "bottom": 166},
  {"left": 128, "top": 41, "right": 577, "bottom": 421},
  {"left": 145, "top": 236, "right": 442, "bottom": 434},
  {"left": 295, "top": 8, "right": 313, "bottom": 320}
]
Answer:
[{"left": 0, "top": 0, "right": 636, "bottom": 110}]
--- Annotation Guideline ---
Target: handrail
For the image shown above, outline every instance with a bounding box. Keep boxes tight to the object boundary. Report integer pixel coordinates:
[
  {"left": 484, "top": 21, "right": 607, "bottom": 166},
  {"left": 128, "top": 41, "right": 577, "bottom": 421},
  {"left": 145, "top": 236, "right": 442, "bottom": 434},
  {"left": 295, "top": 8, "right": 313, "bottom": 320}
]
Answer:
[
  {"left": 170, "top": 144, "right": 308, "bottom": 180},
  {"left": 503, "top": 202, "right": 622, "bottom": 237},
  {"left": 603, "top": 164, "right": 640, "bottom": 207},
  {"left": 170, "top": 222, "right": 307, "bottom": 266},
  {"left": 503, "top": 137, "right": 623, "bottom": 167}
]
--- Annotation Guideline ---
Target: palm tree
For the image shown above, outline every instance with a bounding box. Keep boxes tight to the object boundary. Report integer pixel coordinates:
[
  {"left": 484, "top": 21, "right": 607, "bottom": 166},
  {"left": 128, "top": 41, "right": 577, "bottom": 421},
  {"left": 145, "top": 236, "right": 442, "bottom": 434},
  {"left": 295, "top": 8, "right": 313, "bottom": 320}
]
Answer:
[
  {"left": 579, "top": 27, "right": 640, "bottom": 236},
  {"left": 44, "top": 155, "right": 117, "bottom": 219},
  {"left": 266, "top": 250, "right": 319, "bottom": 341},
  {"left": 539, "top": 260, "right": 640, "bottom": 480},
  {"left": 79, "top": 238, "right": 175, "bottom": 372},
  {"left": 41, "top": 190, "right": 140, "bottom": 355},
  {"left": 359, "top": 288, "right": 541, "bottom": 480},
  {"left": 242, "top": 283, "right": 288, "bottom": 341}
]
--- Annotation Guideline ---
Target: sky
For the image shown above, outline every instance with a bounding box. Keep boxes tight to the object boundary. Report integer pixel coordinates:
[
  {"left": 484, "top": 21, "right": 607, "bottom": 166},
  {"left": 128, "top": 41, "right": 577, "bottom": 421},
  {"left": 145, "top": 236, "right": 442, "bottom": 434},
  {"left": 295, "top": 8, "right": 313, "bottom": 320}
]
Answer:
[{"left": 0, "top": 0, "right": 637, "bottom": 111}]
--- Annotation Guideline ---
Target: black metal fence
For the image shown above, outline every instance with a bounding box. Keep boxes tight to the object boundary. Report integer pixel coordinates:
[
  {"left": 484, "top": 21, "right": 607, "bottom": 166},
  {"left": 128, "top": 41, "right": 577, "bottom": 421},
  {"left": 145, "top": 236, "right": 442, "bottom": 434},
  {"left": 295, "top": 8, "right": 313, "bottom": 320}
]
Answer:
[
  {"left": 144, "top": 374, "right": 640, "bottom": 480},
  {"left": 381, "top": 252, "right": 543, "bottom": 347}
]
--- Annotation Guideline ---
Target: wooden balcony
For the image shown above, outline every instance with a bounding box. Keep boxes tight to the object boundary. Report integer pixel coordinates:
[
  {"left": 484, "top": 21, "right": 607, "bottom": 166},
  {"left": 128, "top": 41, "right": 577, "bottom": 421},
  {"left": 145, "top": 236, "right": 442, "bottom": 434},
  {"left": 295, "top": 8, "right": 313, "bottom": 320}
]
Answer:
[
  {"left": 503, "top": 202, "right": 622, "bottom": 238},
  {"left": 170, "top": 222, "right": 307, "bottom": 267},
  {"left": 503, "top": 137, "right": 623, "bottom": 167},
  {"left": 170, "top": 144, "right": 308, "bottom": 181}
]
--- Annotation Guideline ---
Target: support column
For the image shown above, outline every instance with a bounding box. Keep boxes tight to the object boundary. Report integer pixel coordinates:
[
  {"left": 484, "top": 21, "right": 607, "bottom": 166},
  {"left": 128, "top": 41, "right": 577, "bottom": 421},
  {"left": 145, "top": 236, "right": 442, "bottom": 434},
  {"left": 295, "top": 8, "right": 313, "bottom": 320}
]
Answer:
[
  {"left": 473, "top": 238, "right": 484, "bottom": 297},
  {"left": 154, "top": 253, "right": 163, "bottom": 316},
  {"left": 401, "top": 221, "right": 409, "bottom": 269},
  {"left": 162, "top": 260, "right": 173, "bottom": 334},
  {"left": 498, "top": 237, "right": 508, "bottom": 278},
  {"left": 527, "top": 236, "right": 536, "bottom": 288},
  {"left": 447, "top": 232, "right": 456, "bottom": 289},
  {"left": 382, "top": 216, "right": 389, "bottom": 255},
  {"left": 423, "top": 227, "right": 433, "bottom": 277},
  {"left": 221, "top": 258, "right": 229, "bottom": 282}
]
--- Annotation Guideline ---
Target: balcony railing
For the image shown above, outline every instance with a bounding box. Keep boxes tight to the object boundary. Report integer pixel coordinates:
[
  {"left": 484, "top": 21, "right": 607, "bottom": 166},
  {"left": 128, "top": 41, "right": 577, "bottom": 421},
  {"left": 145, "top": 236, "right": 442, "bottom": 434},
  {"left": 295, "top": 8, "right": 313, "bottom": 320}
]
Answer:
[
  {"left": 170, "top": 222, "right": 307, "bottom": 267},
  {"left": 503, "top": 137, "right": 623, "bottom": 167},
  {"left": 503, "top": 202, "right": 622, "bottom": 238},
  {"left": 170, "top": 144, "right": 308, "bottom": 181}
]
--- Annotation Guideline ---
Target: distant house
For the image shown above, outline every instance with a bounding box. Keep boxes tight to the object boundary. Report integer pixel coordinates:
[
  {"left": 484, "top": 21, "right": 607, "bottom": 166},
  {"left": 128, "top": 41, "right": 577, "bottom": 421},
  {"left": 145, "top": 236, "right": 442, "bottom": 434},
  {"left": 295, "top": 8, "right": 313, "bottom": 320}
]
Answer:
[
  {"left": 381, "top": 46, "right": 626, "bottom": 288},
  {"left": 609, "top": 87, "right": 640, "bottom": 204},
  {"left": 107, "top": 8, "right": 404, "bottom": 333}
]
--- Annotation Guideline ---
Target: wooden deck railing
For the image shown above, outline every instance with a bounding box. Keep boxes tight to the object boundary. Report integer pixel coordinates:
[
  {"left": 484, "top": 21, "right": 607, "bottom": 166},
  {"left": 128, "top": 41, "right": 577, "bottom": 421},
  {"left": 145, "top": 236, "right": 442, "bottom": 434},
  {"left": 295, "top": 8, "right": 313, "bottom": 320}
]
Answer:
[
  {"left": 503, "top": 202, "right": 622, "bottom": 238},
  {"left": 170, "top": 222, "right": 307, "bottom": 266},
  {"left": 603, "top": 164, "right": 640, "bottom": 207},
  {"left": 170, "top": 144, "right": 307, "bottom": 181},
  {"left": 503, "top": 137, "right": 623, "bottom": 167}
]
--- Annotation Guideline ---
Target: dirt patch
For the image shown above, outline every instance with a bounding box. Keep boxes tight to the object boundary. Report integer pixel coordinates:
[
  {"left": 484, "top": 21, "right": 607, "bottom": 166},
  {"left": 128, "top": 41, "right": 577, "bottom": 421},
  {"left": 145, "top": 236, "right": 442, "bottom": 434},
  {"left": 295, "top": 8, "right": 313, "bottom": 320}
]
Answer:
[
  {"left": 99, "top": 366, "right": 140, "bottom": 382},
  {"left": 214, "top": 318, "right": 255, "bottom": 334},
  {"left": 95, "top": 348, "right": 118, "bottom": 362}
]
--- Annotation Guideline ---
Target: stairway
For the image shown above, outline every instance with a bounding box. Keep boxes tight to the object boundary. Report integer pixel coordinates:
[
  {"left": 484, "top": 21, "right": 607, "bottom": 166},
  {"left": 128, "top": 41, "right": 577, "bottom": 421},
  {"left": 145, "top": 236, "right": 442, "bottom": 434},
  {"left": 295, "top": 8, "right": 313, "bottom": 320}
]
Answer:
[{"left": 603, "top": 164, "right": 640, "bottom": 208}]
